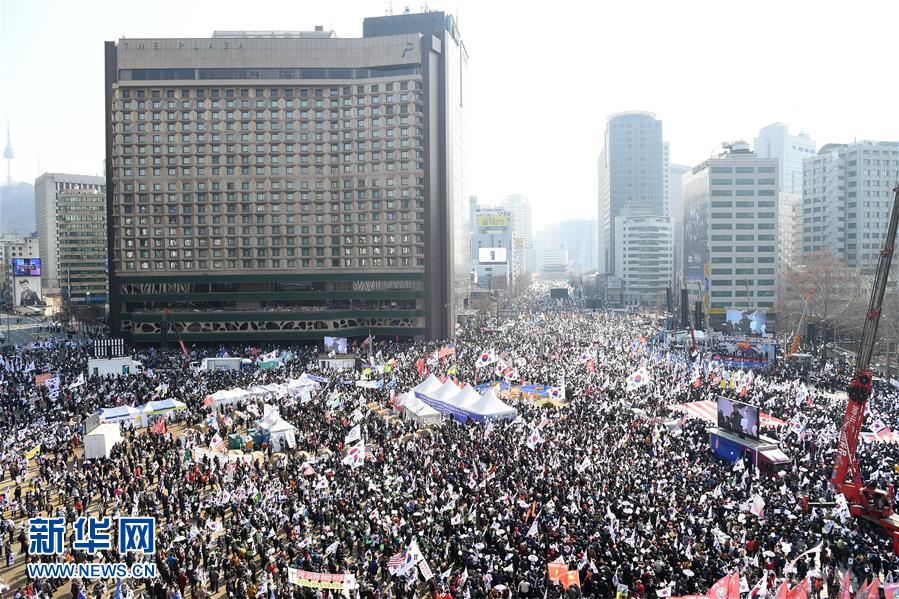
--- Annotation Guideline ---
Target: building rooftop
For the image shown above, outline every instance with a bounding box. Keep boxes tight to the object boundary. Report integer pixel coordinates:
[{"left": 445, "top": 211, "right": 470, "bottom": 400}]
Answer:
[
  {"left": 211, "top": 29, "right": 336, "bottom": 39},
  {"left": 607, "top": 111, "right": 657, "bottom": 122}
]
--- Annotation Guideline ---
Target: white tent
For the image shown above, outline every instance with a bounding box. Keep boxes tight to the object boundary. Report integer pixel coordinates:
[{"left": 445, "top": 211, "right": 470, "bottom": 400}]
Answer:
[
  {"left": 454, "top": 384, "right": 482, "bottom": 409},
  {"left": 83, "top": 423, "right": 122, "bottom": 459},
  {"left": 138, "top": 398, "right": 187, "bottom": 427},
  {"left": 414, "top": 378, "right": 471, "bottom": 421},
  {"left": 247, "top": 385, "right": 276, "bottom": 400},
  {"left": 98, "top": 405, "right": 140, "bottom": 424},
  {"left": 288, "top": 373, "right": 320, "bottom": 390},
  {"left": 431, "top": 379, "right": 463, "bottom": 404},
  {"left": 206, "top": 388, "right": 250, "bottom": 410},
  {"left": 399, "top": 393, "right": 443, "bottom": 426},
  {"left": 463, "top": 389, "right": 518, "bottom": 421},
  {"left": 257, "top": 415, "right": 297, "bottom": 452},
  {"left": 411, "top": 374, "right": 443, "bottom": 399}
]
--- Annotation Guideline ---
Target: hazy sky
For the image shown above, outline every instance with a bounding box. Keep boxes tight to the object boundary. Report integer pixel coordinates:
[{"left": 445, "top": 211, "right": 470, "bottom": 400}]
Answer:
[{"left": 2, "top": 0, "right": 899, "bottom": 227}]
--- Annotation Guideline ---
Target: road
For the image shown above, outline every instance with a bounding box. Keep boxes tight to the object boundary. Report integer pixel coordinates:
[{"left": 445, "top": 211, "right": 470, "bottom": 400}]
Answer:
[{"left": 0, "top": 312, "right": 50, "bottom": 347}]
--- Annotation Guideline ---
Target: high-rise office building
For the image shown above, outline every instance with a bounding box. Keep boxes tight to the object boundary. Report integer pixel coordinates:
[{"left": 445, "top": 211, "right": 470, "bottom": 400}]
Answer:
[
  {"left": 597, "top": 112, "right": 669, "bottom": 305},
  {"left": 597, "top": 112, "right": 668, "bottom": 276},
  {"left": 35, "top": 173, "right": 107, "bottom": 304},
  {"left": 500, "top": 194, "right": 534, "bottom": 275},
  {"left": 104, "top": 11, "right": 468, "bottom": 343},
  {"left": 803, "top": 140, "right": 899, "bottom": 274},
  {"left": 683, "top": 142, "right": 779, "bottom": 326},
  {"left": 754, "top": 124, "right": 816, "bottom": 278},
  {"left": 754, "top": 123, "right": 816, "bottom": 194},
  {"left": 669, "top": 163, "right": 691, "bottom": 288}
]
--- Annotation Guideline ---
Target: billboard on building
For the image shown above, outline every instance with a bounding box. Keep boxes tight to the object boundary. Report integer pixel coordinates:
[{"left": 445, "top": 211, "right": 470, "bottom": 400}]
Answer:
[
  {"left": 12, "top": 258, "right": 42, "bottom": 277},
  {"left": 477, "top": 214, "right": 509, "bottom": 229},
  {"left": 478, "top": 248, "right": 507, "bottom": 264},
  {"left": 683, "top": 186, "right": 708, "bottom": 282},
  {"left": 14, "top": 276, "right": 43, "bottom": 307}
]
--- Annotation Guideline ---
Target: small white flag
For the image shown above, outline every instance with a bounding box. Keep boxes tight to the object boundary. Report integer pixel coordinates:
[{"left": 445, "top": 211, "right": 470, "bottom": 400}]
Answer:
[
  {"left": 345, "top": 424, "right": 361, "bottom": 445},
  {"left": 527, "top": 511, "right": 541, "bottom": 537}
]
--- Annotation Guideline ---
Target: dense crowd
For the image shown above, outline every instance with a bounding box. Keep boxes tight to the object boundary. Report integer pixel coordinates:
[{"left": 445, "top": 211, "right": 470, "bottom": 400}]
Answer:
[{"left": 1, "top": 287, "right": 899, "bottom": 599}]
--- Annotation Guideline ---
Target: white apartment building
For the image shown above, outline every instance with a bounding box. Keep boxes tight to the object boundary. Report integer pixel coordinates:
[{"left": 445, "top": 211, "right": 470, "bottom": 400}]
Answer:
[
  {"left": 614, "top": 215, "right": 673, "bottom": 306},
  {"left": 803, "top": 141, "right": 899, "bottom": 274}
]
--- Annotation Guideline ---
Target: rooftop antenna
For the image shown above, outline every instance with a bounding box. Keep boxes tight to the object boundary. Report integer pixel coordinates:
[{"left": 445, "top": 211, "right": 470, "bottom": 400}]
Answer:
[{"left": 2, "top": 118, "right": 14, "bottom": 186}]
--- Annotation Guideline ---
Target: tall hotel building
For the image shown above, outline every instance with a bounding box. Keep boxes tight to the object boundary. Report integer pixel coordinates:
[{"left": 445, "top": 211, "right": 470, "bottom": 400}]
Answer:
[
  {"left": 682, "top": 142, "right": 779, "bottom": 328},
  {"left": 104, "top": 12, "right": 469, "bottom": 343}
]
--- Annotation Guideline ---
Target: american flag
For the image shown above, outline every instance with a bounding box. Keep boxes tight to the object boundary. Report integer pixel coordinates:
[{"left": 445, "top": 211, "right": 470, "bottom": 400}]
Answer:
[
  {"left": 387, "top": 547, "right": 407, "bottom": 571},
  {"left": 437, "top": 343, "right": 456, "bottom": 359}
]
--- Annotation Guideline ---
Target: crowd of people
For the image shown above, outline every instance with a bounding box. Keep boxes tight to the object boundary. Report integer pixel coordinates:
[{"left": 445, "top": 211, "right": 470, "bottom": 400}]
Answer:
[{"left": 1, "top": 287, "right": 898, "bottom": 599}]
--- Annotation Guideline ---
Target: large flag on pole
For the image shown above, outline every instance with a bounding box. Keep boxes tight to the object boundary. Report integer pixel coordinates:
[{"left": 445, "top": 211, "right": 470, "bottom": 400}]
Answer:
[
  {"left": 626, "top": 367, "right": 650, "bottom": 391},
  {"left": 395, "top": 539, "right": 424, "bottom": 576},
  {"left": 342, "top": 441, "right": 365, "bottom": 469},
  {"left": 475, "top": 348, "right": 499, "bottom": 369}
]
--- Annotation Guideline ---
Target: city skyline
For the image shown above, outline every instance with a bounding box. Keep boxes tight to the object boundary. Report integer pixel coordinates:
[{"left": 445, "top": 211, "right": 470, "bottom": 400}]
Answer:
[{"left": 3, "top": 0, "right": 899, "bottom": 228}]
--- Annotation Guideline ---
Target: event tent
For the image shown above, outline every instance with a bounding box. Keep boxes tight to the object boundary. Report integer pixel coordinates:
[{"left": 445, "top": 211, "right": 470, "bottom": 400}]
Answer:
[
  {"left": 463, "top": 388, "right": 518, "bottom": 421},
  {"left": 247, "top": 384, "right": 285, "bottom": 400},
  {"left": 256, "top": 404, "right": 297, "bottom": 451},
  {"left": 98, "top": 405, "right": 140, "bottom": 424},
  {"left": 287, "top": 374, "right": 320, "bottom": 391},
  {"left": 418, "top": 379, "right": 470, "bottom": 421},
  {"left": 138, "top": 398, "right": 187, "bottom": 427},
  {"left": 399, "top": 393, "right": 443, "bottom": 426},
  {"left": 454, "top": 384, "right": 482, "bottom": 409},
  {"left": 411, "top": 379, "right": 518, "bottom": 422},
  {"left": 431, "top": 379, "right": 464, "bottom": 403},
  {"left": 83, "top": 423, "right": 123, "bottom": 459},
  {"left": 257, "top": 414, "right": 298, "bottom": 451},
  {"left": 206, "top": 388, "right": 250, "bottom": 410},
  {"left": 412, "top": 374, "right": 443, "bottom": 398}
]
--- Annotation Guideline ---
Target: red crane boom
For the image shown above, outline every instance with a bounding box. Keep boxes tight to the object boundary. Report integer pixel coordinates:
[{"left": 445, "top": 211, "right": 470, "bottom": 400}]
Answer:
[{"left": 830, "top": 184, "right": 899, "bottom": 552}]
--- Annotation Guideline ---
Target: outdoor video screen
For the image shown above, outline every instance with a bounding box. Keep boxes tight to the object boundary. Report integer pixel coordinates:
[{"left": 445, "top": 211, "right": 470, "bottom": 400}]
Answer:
[
  {"left": 324, "top": 336, "right": 348, "bottom": 354},
  {"left": 716, "top": 395, "right": 759, "bottom": 439},
  {"left": 12, "top": 257, "right": 42, "bottom": 276},
  {"left": 720, "top": 309, "right": 768, "bottom": 336}
]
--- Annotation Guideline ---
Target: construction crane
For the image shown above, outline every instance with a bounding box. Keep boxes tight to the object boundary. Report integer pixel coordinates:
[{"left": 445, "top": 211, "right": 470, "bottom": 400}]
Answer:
[
  {"left": 788, "top": 292, "right": 813, "bottom": 357},
  {"left": 830, "top": 184, "right": 899, "bottom": 553}
]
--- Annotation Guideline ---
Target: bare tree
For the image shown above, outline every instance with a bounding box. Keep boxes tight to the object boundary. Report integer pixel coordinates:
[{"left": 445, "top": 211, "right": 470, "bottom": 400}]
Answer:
[{"left": 778, "top": 250, "right": 868, "bottom": 350}]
